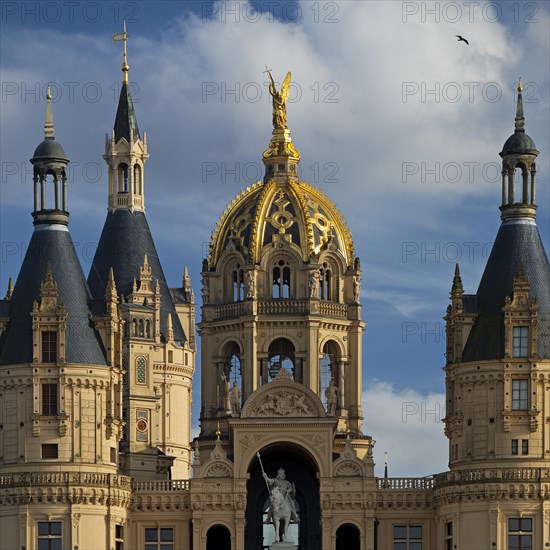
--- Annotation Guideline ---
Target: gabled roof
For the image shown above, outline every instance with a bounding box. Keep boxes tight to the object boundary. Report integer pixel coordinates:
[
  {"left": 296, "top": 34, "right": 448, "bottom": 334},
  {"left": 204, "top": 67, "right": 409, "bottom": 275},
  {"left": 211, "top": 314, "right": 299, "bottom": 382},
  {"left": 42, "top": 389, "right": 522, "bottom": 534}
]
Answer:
[
  {"left": 0, "top": 228, "right": 107, "bottom": 366},
  {"left": 462, "top": 220, "right": 550, "bottom": 361},
  {"left": 87, "top": 209, "right": 186, "bottom": 343}
]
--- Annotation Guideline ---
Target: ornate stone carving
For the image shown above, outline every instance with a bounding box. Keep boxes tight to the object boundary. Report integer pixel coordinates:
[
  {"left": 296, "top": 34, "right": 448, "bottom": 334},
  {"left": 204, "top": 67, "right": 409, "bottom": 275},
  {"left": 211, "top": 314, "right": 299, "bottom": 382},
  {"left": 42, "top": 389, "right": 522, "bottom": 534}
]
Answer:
[
  {"left": 241, "top": 368, "right": 326, "bottom": 418},
  {"left": 335, "top": 462, "right": 361, "bottom": 477},
  {"left": 204, "top": 463, "right": 231, "bottom": 478}
]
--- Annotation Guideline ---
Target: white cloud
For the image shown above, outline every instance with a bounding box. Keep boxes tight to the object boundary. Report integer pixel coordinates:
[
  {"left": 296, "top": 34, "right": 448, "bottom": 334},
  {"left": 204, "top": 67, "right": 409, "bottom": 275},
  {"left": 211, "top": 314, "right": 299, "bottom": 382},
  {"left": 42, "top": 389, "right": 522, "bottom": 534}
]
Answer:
[
  {"left": 364, "top": 380, "right": 447, "bottom": 477},
  {"left": 0, "top": 1, "right": 548, "bottom": 449}
]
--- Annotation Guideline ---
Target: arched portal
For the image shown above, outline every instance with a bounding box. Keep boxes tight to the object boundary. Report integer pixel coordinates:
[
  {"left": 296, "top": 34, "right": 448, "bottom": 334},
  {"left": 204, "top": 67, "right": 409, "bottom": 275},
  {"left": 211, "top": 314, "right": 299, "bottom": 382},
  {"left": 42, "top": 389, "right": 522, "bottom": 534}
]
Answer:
[
  {"left": 206, "top": 525, "right": 231, "bottom": 550},
  {"left": 336, "top": 523, "right": 360, "bottom": 550},
  {"left": 245, "top": 445, "right": 320, "bottom": 550}
]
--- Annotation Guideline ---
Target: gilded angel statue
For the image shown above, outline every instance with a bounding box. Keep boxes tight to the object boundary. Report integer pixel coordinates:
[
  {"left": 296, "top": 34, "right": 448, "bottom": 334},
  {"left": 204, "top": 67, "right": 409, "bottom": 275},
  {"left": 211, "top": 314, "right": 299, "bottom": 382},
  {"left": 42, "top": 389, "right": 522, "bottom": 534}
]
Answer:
[{"left": 266, "top": 69, "right": 292, "bottom": 129}]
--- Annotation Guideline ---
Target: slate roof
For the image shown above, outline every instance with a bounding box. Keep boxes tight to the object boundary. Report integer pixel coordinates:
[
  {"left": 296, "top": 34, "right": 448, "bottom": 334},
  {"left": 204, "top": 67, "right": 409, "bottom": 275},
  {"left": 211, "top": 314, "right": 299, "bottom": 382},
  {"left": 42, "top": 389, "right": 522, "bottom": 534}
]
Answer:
[
  {"left": 114, "top": 82, "right": 140, "bottom": 143},
  {"left": 87, "top": 209, "right": 186, "bottom": 343},
  {"left": 0, "top": 300, "right": 10, "bottom": 318},
  {"left": 462, "top": 220, "right": 550, "bottom": 361},
  {"left": 169, "top": 287, "right": 193, "bottom": 305},
  {"left": 0, "top": 227, "right": 107, "bottom": 366}
]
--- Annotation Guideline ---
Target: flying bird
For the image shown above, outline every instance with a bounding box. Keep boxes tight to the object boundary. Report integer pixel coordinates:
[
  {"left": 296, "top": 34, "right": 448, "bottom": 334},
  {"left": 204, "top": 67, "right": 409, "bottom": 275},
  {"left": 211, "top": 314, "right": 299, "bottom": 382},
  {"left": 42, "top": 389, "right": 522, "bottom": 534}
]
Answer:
[{"left": 456, "top": 35, "right": 469, "bottom": 45}]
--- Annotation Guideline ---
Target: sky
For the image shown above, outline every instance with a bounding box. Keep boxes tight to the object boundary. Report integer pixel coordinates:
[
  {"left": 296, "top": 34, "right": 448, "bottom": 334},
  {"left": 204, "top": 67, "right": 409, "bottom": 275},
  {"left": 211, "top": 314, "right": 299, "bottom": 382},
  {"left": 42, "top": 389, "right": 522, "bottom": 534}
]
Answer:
[{"left": 1, "top": 0, "right": 549, "bottom": 477}]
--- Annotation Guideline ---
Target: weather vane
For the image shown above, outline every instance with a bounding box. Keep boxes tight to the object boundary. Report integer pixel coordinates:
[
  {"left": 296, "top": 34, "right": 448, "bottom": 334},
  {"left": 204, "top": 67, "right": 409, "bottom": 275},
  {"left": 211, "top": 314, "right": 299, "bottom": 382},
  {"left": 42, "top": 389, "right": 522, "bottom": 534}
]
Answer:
[{"left": 113, "top": 20, "right": 129, "bottom": 84}]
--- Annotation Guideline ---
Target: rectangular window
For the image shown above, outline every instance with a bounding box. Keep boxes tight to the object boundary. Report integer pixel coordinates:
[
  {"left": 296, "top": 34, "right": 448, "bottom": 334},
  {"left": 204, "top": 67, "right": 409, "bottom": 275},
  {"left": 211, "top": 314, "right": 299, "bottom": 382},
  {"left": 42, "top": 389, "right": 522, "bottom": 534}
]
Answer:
[
  {"left": 512, "top": 379, "right": 528, "bottom": 410},
  {"left": 42, "top": 331, "right": 58, "bottom": 363},
  {"left": 115, "top": 524, "right": 124, "bottom": 550},
  {"left": 41, "top": 444, "right": 58, "bottom": 459},
  {"left": 444, "top": 522, "right": 453, "bottom": 550},
  {"left": 508, "top": 517, "right": 532, "bottom": 550},
  {"left": 522, "top": 439, "right": 529, "bottom": 455},
  {"left": 37, "top": 520, "right": 62, "bottom": 550},
  {"left": 145, "top": 527, "right": 174, "bottom": 550},
  {"left": 42, "top": 384, "right": 58, "bottom": 416},
  {"left": 513, "top": 326, "right": 529, "bottom": 358},
  {"left": 111, "top": 447, "right": 117, "bottom": 463},
  {"left": 393, "top": 525, "right": 422, "bottom": 550},
  {"left": 512, "top": 439, "right": 518, "bottom": 455}
]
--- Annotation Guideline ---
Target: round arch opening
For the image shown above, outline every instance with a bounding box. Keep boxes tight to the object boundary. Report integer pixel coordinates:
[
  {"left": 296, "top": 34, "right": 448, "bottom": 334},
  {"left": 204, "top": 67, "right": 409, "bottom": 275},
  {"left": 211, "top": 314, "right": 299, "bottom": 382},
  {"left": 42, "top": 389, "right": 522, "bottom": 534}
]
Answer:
[
  {"left": 245, "top": 443, "right": 320, "bottom": 550},
  {"left": 206, "top": 525, "right": 231, "bottom": 550},
  {"left": 336, "top": 523, "right": 360, "bottom": 550}
]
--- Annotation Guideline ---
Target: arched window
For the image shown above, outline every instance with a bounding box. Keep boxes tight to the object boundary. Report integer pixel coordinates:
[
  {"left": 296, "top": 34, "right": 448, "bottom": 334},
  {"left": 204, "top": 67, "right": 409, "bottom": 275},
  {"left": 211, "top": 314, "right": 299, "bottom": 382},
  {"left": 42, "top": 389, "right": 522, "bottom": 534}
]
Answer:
[
  {"left": 138, "top": 319, "right": 144, "bottom": 337},
  {"left": 319, "top": 262, "right": 332, "bottom": 300},
  {"left": 232, "top": 265, "right": 244, "bottom": 302},
  {"left": 145, "top": 320, "right": 151, "bottom": 339},
  {"left": 118, "top": 163, "right": 129, "bottom": 192},
  {"left": 132, "top": 318, "right": 138, "bottom": 337},
  {"left": 272, "top": 260, "right": 291, "bottom": 298},
  {"left": 221, "top": 342, "right": 242, "bottom": 415},
  {"left": 133, "top": 163, "right": 142, "bottom": 195},
  {"left": 268, "top": 338, "right": 295, "bottom": 380}
]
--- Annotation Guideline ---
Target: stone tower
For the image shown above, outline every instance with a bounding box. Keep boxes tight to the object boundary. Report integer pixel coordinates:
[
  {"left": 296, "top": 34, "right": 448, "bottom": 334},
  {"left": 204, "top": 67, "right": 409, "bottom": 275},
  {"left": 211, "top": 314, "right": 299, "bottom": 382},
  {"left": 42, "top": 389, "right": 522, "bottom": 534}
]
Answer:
[
  {"left": 193, "top": 72, "right": 374, "bottom": 549},
  {"left": 0, "top": 89, "right": 129, "bottom": 550},
  {"left": 439, "top": 80, "right": 550, "bottom": 549},
  {"left": 87, "top": 38, "right": 196, "bottom": 480}
]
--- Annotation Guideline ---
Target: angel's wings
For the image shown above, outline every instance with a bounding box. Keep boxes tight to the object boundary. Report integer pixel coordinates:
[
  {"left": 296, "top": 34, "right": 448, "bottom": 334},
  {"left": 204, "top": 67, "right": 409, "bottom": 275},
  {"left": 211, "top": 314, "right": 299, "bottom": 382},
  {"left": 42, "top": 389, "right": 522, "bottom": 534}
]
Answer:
[{"left": 281, "top": 71, "right": 292, "bottom": 102}]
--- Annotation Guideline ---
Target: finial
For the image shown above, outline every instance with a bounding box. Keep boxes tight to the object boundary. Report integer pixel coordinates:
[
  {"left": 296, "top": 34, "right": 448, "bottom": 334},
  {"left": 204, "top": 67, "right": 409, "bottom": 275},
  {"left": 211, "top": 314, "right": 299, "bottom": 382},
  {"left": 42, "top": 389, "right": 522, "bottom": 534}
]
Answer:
[
  {"left": 106, "top": 267, "right": 117, "bottom": 298},
  {"left": 517, "top": 77, "right": 523, "bottom": 93},
  {"left": 5, "top": 277, "right": 14, "bottom": 300},
  {"left": 384, "top": 451, "right": 389, "bottom": 479},
  {"left": 113, "top": 20, "right": 129, "bottom": 85},
  {"left": 183, "top": 266, "right": 191, "bottom": 292},
  {"left": 44, "top": 84, "right": 55, "bottom": 140},
  {"left": 215, "top": 422, "right": 221, "bottom": 440},
  {"left": 166, "top": 313, "right": 174, "bottom": 343},
  {"left": 451, "top": 263, "right": 463, "bottom": 293}
]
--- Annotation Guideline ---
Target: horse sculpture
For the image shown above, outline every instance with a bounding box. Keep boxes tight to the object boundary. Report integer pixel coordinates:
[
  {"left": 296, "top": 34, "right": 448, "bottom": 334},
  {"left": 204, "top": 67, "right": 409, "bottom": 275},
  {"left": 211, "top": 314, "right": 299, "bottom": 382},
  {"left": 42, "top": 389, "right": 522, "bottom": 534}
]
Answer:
[{"left": 270, "top": 486, "right": 292, "bottom": 542}]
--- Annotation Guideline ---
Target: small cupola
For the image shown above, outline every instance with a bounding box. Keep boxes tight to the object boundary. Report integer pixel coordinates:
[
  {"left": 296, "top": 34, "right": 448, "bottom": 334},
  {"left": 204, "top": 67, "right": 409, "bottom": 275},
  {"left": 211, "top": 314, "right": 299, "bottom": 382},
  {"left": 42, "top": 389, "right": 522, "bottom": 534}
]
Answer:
[
  {"left": 30, "top": 86, "right": 70, "bottom": 226},
  {"left": 499, "top": 78, "right": 539, "bottom": 222}
]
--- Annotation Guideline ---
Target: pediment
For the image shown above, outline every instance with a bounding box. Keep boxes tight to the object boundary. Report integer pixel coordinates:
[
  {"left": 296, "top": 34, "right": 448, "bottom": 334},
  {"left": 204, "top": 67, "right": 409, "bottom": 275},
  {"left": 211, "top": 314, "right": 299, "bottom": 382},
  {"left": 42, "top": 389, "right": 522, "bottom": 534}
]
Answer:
[{"left": 241, "top": 368, "right": 326, "bottom": 418}]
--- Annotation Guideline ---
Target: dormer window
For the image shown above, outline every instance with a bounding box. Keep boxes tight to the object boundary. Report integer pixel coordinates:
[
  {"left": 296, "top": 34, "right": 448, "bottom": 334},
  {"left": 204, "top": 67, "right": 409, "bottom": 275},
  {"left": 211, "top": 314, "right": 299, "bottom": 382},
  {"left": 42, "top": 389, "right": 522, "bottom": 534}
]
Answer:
[
  {"left": 41, "top": 331, "right": 58, "bottom": 363},
  {"left": 512, "top": 326, "right": 529, "bottom": 358}
]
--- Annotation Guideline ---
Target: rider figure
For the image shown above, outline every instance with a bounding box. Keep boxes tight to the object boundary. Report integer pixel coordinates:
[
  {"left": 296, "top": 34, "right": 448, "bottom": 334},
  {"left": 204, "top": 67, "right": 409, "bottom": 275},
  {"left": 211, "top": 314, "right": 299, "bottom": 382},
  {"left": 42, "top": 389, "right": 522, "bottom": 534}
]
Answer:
[{"left": 263, "top": 468, "right": 300, "bottom": 523}]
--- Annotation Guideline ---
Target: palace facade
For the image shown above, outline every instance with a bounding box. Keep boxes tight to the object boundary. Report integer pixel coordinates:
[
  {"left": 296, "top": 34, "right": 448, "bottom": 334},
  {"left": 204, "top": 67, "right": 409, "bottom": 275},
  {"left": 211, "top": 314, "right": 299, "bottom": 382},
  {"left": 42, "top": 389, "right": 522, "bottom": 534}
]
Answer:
[{"left": 0, "top": 47, "right": 548, "bottom": 550}]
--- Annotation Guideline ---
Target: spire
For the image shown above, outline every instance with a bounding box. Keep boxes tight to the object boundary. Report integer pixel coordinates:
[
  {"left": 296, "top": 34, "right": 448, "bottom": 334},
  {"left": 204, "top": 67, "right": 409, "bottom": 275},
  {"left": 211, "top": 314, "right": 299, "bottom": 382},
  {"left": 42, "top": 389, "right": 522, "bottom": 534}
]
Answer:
[
  {"left": 111, "top": 23, "right": 140, "bottom": 144},
  {"left": 514, "top": 77, "right": 525, "bottom": 133},
  {"left": 451, "top": 263, "right": 464, "bottom": 295},
  {"left": 44, "top": 85, "right": 55, "bottom": 140}
]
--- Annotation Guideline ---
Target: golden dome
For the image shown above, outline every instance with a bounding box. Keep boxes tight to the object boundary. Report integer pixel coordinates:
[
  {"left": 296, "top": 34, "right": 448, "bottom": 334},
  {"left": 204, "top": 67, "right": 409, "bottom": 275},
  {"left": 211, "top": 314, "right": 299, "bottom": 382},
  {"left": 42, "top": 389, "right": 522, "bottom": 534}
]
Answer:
[{"left": 208, "top": 179, "right": 355, "bottom": 267}]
